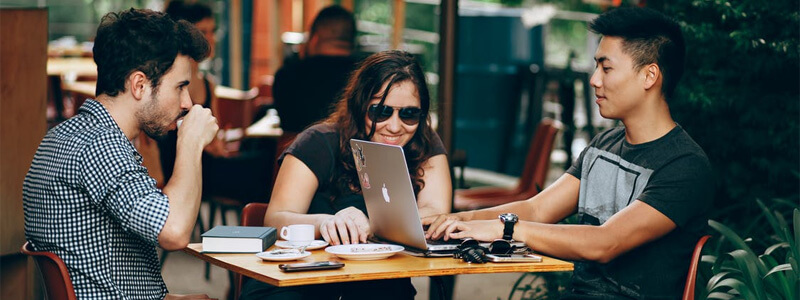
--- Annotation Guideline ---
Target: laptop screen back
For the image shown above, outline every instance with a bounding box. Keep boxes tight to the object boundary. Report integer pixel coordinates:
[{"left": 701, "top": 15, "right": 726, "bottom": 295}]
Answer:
[{"left": 349, "top": 139, "right": 430, "bottom": 250}]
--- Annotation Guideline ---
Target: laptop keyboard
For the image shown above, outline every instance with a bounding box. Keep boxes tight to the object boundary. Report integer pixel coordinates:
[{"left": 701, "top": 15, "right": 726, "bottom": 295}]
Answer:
[{"left": 426, "top": 238, "right": 462, "bottom": 246}]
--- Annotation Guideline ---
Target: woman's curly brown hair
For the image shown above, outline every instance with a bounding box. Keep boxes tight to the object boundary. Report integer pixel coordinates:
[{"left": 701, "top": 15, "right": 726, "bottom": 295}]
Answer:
[{"left": 321, "top": 50, "right": 438, "bottom": 198}]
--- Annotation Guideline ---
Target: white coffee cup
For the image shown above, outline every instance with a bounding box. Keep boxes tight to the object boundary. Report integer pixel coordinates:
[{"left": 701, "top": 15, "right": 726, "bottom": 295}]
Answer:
[{"left": 280, "top": 224, "right": 314, "bottom": 247}]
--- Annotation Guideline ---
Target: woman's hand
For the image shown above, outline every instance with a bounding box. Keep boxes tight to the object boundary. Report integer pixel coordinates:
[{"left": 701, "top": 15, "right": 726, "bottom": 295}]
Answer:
[{"left": 319, "top": 207, "right": 370, "bottom": 245}]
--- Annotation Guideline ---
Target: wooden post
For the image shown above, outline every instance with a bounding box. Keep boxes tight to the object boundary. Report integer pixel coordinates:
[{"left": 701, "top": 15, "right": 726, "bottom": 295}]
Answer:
[
  {"left": 392, "top": 0, "right": 405, "bottom": 50},
  {"left": 230, "top": 0, "right": 243, "bottom": 89},
  {"left": 250, "top": 0, "right": 281, "bottom": 86},
  {"left": 437, "top": 0, "right": 457, "bottom": 156},
  {"left": 0, "top": 8, "right": 48, "bottom": 300}
]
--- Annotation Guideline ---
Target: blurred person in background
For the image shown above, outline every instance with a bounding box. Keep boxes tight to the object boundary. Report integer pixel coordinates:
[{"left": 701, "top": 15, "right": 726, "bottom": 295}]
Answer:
[
  {"left": 273, "top": 5, "right": 360, "bottom": 134},
  {"left": 161, "top": 0, "right": 273, "bottom": 204}
]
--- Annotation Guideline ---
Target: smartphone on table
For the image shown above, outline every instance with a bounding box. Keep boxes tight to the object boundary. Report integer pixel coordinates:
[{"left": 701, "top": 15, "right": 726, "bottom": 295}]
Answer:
[
  {"left": 278, "top": 261, "right": 345, "bottom": 272},
  {"left": 485, "top": 254, "right": 543, "bottom": 263}
]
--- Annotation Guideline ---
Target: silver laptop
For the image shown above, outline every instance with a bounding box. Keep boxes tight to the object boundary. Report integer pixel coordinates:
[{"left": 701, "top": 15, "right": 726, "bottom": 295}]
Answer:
[
  {"left": 350, "top": 140, "right": 527, "bottom": 255},
  {"left": 349, "top": 139, "right": 462, "bottom": 252}
]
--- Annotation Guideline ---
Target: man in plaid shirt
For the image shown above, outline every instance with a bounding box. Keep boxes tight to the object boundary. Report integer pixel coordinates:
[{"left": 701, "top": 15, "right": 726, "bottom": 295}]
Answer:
[{"left": 24, "top": 8, "right": 219, "bottom": 299}]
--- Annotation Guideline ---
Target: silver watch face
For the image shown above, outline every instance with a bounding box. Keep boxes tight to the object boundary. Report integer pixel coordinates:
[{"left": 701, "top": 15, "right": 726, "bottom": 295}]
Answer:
[{"left": 500, "top": 213, "right": 518, "bottom": 223}]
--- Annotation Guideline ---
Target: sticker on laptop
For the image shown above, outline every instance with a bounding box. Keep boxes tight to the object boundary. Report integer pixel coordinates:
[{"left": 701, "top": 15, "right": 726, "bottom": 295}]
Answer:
[
  {"left": 352, "top": 144, "right": 366, "bottom": 171},
  {"left": 362, "top": 172, "right": 371, "bottom": 189}
]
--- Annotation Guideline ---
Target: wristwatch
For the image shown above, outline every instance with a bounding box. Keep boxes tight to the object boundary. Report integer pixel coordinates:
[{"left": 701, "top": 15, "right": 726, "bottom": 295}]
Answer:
[{"left": 499, "top": 213, "right": 518, "bottom": 241}]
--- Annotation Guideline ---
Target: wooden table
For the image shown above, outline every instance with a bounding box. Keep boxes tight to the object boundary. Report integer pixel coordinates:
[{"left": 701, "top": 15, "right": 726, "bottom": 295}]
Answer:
[
  {"left": 62, "top": 81, "right": 95, "bottom": 97},
  {"left": 47, "top": 57, "right": 97, "bottom": 77},
  {"left": 183, "top": 244, "right": 573, "bottom": 287}
]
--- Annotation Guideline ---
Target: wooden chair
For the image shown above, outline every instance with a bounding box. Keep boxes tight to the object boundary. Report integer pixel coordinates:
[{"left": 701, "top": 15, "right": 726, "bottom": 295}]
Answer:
[
  {"left": 21, "top": 242, "right": 77, "bottom": 300},
  {"left": 683, "top": 235, "right": 711, "bottom": 300},
  {"left": 205, "top": 85, "right": 261, "bottom": 226},
  {"left": 453, "top": 118, "right": 561, "bottom": 211},
  {"left": 215, "top": 85, "right": 260, "bottom": 153},
  {"left": 233, "top": 202, "right": 270, "bottom": 300}
]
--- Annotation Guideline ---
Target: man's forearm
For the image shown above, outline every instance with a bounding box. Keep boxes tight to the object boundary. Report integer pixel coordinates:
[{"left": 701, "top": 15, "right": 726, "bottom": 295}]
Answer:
[
  {"left": 515, "top": 222, "right": 618, "bottom": 263},
  {"left": 463, "top": 199, "right": 537, "bottom": 221},
  {"left": 160, "top": 142, "right": 204, "bottom": 249}
]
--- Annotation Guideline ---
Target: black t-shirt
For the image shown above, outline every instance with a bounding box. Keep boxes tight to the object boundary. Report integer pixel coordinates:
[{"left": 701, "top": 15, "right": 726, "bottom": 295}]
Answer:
[
  {"left": 279, "top": 123, "right": 447, "bottom": 216},
  {"left": 564, "top": 124, "right": 713, "bottom": 299},
  {"left": 273, "top": 55, "right": 359, "bottom": 133}
]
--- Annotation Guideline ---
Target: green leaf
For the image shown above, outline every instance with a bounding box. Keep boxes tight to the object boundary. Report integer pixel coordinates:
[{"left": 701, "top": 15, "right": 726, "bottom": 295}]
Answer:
[
  {"left": 757, "top": 199, "right": 787, "bottom": 243},
  {"left": 793, "top": 209, "right": 799, "bottom": 266},
  {"left": 707, "top": 292, "right": 738, "bottom": 300},
  {"left": 760, "top": 254, "right": 779, "bottom": 269},
  {"left": 765, "top": 263, "right": 793, "bottom": 277},
  {"left": 703, "top": 254, "right": 719, "bottom": 265},
  {"left": 728, "top": 250, "right": 767, "bottom": 299},
  {"left": 712, "top": 278, "right": 758, "bottom": 300},
  {"left": 765, "top": 242, "right": 789, "bottom": 256},
  {"left": 710, "top": 220, "right": 769, "bottom": 275},
  {"left": 707, "top": 271, "right": 737, "bottom": 292},
  {"left": 764, "top": 263, "right": 794, "bottom": 300}
]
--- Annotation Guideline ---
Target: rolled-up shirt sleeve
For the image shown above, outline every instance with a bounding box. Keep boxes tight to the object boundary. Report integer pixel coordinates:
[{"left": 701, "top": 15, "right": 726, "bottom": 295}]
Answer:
[{"left": 80, "top": 130, "right": 169, "bottom": 245}]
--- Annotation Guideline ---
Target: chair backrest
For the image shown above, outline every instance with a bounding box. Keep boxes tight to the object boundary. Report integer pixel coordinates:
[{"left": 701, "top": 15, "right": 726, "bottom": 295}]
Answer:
[
  {"left": 241, "top": 202, "right": 270, "bottom": 227},
  {"left": 215, "top": 86, "right": 259, "bottom": 130},
  {"left": 515, "top": 118, "right": 562, "bottom": 196},
  {"left": 234, "top": 202, "right": 270, "bottom": 300},
  {"left": 21, "top": 242, "right": 77, "bottom": 300},
  {"left": 682, "top": 235, "right": 711, "bottom": 300},
  {"left": 133, "top": 134, "right": 165, "bottom": 188}
]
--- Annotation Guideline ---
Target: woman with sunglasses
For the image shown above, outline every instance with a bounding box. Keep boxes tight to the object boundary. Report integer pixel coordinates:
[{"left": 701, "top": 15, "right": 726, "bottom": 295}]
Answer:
[{"left": 240, "top": 50, "right": 451, "bottom": 299}]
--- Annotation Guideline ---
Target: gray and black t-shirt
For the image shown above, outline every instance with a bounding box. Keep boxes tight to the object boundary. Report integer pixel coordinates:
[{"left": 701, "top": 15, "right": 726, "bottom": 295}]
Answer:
[{"left": 565, "top": 124, "right": 713, "bottom": 299}]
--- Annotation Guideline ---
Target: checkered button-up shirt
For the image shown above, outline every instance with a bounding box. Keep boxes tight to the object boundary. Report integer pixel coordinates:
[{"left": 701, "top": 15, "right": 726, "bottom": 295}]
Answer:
[{"left": 24, "top": 100, "right": 170, "bottom": 299}]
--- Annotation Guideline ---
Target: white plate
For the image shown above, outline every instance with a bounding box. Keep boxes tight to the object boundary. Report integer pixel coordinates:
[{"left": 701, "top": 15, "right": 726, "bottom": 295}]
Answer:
[
  {"left": 275, "top": 240, "right": 329, "bottom": 250},
  {"left": 324, "top": 244, "right": 404, "bottom": 261},
  {"left": 256, "top": 249, "right": 312, "bottom": 261}
]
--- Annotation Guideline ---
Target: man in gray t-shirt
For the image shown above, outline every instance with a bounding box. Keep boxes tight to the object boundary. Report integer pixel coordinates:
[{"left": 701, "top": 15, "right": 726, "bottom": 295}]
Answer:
[{"left": 423, "top": 7, "right": 712, "bottom": 299}]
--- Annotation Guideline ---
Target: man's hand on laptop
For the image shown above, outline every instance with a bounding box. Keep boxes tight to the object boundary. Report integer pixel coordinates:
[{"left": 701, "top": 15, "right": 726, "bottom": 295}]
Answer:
[
  {"left": 422, "top": 212, "right": 469, "bottom": 241},
  {"left": 439, "top": 220, "right": 504, "bottom": 242},
  {"left": 320, "top": 207, "right": 370, "bottom": 245}
]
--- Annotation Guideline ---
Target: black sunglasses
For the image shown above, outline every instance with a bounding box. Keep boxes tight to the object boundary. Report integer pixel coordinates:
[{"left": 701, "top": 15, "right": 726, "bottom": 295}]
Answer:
[
  {"left": 458, "top": 238, "right": 513, "bottom": 254},
  {"left": 454, "top": 238, "right": 515, "bottom": 263},
  {"left": 367, "top": 104, "right": 423, "bottom": 126}
]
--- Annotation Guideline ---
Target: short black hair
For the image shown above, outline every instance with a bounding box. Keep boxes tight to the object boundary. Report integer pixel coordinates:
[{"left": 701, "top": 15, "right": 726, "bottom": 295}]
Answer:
[
  {"left": 165, "top": 0, "right": 213, "bottom": 24},
  {"left": 589, "top": 7, "right": 685, "bottom": 100},
  {"left": 93, "top": 8, "right": 210, "bottom": 97},
  {"left": 310, "top": 5, "right": 356, "bottom": 48}
]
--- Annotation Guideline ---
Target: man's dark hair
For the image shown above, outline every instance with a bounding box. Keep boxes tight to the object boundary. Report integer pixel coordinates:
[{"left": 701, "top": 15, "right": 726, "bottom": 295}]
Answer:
[
  {"left": 309, "top": 5, "right": 356, "bottom": 49},
  {"left": 93, "top": 8, "right": 210, "bottom": 97},
  {"left": 589, "top": 7, "right": 685, "bottom": 100},
  {"left": 165, "top": 0, "right": 213, "bottom": 24}
]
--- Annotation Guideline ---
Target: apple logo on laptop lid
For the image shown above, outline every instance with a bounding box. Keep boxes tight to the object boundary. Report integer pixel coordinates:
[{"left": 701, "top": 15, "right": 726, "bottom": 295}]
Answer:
[{"left": 381, "top": 183, "right": 390, "bottom": 203}]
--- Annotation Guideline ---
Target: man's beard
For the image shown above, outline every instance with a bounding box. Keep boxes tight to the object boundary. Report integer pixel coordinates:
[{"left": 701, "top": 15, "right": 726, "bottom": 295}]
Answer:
[{"left": 137, "top": 92, "right": 171, "bottom": 139}]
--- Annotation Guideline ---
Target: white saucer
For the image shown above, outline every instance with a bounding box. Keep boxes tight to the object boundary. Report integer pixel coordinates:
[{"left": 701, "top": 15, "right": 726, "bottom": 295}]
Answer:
[
  {"left": 275, "top": 240, "right": 329, "bottom": 250},
  {"left": 256, "top": 249, "right": 312, "bottom": 261},
  {"left": 324, "top": 244, "right": 404, "bottom": 261}
]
